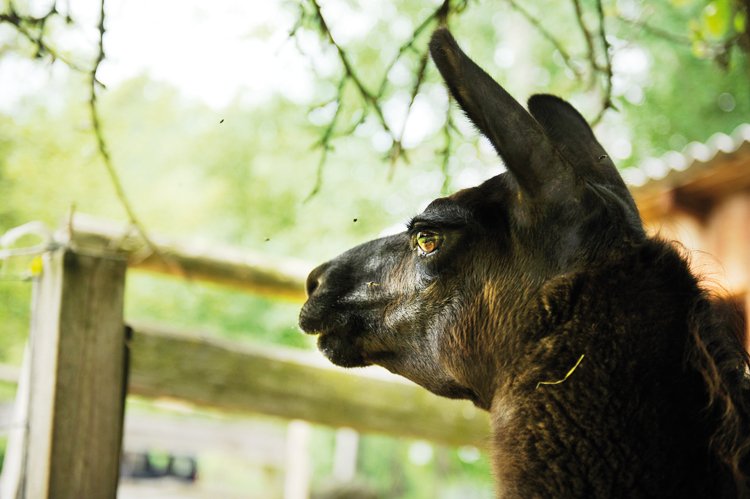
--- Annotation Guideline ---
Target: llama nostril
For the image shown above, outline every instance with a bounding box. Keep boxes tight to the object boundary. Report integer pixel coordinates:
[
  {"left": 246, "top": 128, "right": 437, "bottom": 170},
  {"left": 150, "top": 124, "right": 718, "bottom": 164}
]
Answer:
[
  {"left": 306, "top": 273, "right": 320, "bottom": 297},
  {"left": 305, "top": 262, "right": 330, "bottom": 298}
]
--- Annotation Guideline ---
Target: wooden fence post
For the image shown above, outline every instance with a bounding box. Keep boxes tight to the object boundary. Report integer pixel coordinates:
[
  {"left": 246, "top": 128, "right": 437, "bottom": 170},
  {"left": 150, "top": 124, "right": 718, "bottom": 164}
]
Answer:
[
  {"left": 284, "top": 420, "right": 311, "bottom": 499},
  {"left": 24, "top": 247, "right": 127, "bottom": 499}
]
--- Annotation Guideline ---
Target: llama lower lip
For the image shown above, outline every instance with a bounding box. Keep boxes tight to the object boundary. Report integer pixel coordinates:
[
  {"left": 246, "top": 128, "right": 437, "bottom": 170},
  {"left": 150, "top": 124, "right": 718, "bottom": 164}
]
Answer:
[{"left": 317, "top": 331, "right": 369, "bottom": 368}]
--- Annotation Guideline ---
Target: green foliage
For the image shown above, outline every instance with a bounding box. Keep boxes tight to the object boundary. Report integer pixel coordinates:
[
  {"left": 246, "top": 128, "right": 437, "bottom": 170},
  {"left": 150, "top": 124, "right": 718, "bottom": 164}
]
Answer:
[
  {"left": 0, "top": 283, "right": 30, "bottom": 364},
  {"left": 125, "top": 274, "right": 311, "bottom": 349},
  {"left": 1, "top": 0, "right": 748, "bottom": 496},
  {"left": 605, "top": 1, "right": 749, "bottom": 164},
  {"left": 355, "top": 434, "right": 493, "bottom": 499},
  {"left": 0, "top": 115, "right": 20, "bottom": 229},
  {"left": 309, "top": 427, "right": 493, "bottom": 499},
  {"left": 701, "top": 0, "right": 733, "bottom": 39},
  {"left": 0, "top": 381, "right": 16, "bottom": 400}
]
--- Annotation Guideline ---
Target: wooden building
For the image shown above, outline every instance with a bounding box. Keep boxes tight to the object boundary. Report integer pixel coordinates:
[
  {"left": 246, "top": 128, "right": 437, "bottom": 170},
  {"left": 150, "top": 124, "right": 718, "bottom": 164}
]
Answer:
[{"left": 630, "top": 124, "right": 750, "bottom": 347}]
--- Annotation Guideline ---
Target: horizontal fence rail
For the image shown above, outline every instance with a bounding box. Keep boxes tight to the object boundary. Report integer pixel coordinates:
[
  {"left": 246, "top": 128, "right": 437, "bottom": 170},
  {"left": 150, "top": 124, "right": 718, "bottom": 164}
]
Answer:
[
  {"left": 127, "top": 324, "right": 491, "bottom": 448},
  {"left": 63, "top": 214, "right": 310, "bottom": 301}
]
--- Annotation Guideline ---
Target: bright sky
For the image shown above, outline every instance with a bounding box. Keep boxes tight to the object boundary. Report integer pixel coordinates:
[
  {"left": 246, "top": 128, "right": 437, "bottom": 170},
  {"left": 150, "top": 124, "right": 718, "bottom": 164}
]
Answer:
[
  {"left": 0, "top": 0, "right": 448, "bottom": 147},
  {"left": 1, "top": 0, "right": 322, "bottom": 110},
  {"left": 0, "top": 0, "right": 661, "bottom": 177},
  {"left": 101, "top": 0, "right": 317, "bottom": 108}
]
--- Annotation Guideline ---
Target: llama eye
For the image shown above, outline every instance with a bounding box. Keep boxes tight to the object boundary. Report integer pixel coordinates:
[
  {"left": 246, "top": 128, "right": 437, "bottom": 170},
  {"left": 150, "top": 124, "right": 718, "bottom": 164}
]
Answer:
[{"left": 415, "top": 231, "right": 443, "bottom": 255}]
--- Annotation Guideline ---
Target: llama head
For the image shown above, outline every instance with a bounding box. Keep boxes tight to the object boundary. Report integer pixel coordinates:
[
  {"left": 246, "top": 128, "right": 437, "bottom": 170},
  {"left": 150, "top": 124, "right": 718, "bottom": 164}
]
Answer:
[{"left": 299, "top": 29, "right": 645, "bottom": 409}]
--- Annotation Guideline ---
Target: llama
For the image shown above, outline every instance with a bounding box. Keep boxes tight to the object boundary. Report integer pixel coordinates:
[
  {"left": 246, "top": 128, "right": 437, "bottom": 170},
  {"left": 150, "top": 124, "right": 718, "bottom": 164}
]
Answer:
[{"left": 299, "top": 28, "right": 750, "bottom": 497}]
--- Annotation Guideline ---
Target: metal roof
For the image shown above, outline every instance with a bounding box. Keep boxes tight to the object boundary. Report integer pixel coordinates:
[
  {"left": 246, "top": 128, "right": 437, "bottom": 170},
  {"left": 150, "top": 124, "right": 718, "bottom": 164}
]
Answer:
[
  {"left": 627, "top": 123, "right": 750, "bottom": 221},
  {"left": 625, "top": 123, "right": 750, "bottom": 188}
]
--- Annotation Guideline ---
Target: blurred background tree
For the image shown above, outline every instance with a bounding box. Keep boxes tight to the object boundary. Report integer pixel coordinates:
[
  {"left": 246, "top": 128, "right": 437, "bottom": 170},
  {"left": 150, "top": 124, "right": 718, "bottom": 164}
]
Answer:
[{"left": 0, "top": 0, "right": 748, "bottom": 496}]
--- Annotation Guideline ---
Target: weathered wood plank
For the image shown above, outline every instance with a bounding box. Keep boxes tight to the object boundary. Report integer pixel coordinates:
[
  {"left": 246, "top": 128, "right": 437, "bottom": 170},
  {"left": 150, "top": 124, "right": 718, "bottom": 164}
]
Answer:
[
  {"left": 25, "top": 248, "right": 127, "bottom": 499},
  {"left": 63, "top": 214, "right": 309, "bottom": 301},
  {"left": 127, "top": 324, "right": 491, "bottom": 448},
  {"left": 0, "top": 349, "right": 30, "bottom": 499}
]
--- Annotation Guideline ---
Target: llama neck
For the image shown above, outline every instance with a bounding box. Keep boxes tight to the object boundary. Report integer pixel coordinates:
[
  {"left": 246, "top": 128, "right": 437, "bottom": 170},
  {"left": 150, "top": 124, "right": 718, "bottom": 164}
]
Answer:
[{"left": 488, "top": 240, "right": 722, "bottom": 497}]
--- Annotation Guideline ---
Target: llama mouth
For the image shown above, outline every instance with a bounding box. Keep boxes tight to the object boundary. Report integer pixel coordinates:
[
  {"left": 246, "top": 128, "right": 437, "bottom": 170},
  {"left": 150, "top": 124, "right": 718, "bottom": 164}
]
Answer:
[
  {"left": 299, "top": 306, "right": 392, "bottom": 367},
  {"left": 316, "top": 328, "right": 370, "bottom": 368},
  {"left": 298, "top": 303, "right": 354, "bottom": 337},
  {"left": 311, "top": 327, "right": 397, "bottom": 369}
]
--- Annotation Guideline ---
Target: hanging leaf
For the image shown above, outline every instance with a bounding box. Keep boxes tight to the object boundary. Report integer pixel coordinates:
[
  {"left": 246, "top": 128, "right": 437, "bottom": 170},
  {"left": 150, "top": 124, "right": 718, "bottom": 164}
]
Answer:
[
  {"left": 702, "top": 0, "right": 732, "bottom": 39},
  {"left": 734, "top": 10, "right": 747, "bottom": 34}
]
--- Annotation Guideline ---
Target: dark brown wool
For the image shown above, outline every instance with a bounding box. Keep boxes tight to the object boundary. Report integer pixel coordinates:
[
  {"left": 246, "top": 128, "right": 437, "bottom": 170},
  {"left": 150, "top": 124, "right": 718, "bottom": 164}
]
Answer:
[{"left": 299, "top": 28, "right": 750, "bottom": 498}]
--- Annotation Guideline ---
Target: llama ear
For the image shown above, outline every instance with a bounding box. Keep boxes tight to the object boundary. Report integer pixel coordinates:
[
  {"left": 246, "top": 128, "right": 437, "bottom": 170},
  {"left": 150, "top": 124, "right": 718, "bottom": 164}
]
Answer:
[
  {"left": 429, "top": 29, "right": 572, "bottom": 199},
  {"left": 527, "top": 94, "right": 639, "bottom": 213},
  {"left": 527, "top": 94, "right": 612, "bottom": 169}
]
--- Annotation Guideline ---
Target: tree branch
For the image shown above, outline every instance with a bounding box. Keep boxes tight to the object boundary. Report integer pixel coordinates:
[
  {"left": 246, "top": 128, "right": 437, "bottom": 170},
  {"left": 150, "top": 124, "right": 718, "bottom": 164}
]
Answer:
[
  {"left": 1, "top": 0, "right": 176, "bottom": 272},
  {"left": 0, "top": 2, "right": 86, "bottom": 72},
  {"left": 616, "top": 15, "right": 693, "bottom": 46},
  {"left": 304, "top": 77, "right": 346, "bottom": 201},
  {"left": 439, "top": 96, "right": 455, "bottom": 195},
  {"left": 300, "top": 0, "right": 458, "bottom": 197},
  {"left": 506, "top": 0, "right": 582, "bottom": 78},
  {"left": 617, "top": 12, "right": 742, "bottom": 68},
  {"left": 571, "top": 0, "right": 600, "bottom": 87},
  {"left": 388, "top": 50, "right": 429, "bottom": 179},
  {"left": 86, "top": 0, "right": 184, "bottom": 276},
  {"left": 308, "top": 0, "right": 394, "bottom": 137},
  {"left": 569, "top": 0, "right": 614, "bottom": 124},
  {"left": 590, "top": 0, "right": 613, "bottom": 125},
  {"left": 376, "top": 0, "right": 452, "bottom": 99}
]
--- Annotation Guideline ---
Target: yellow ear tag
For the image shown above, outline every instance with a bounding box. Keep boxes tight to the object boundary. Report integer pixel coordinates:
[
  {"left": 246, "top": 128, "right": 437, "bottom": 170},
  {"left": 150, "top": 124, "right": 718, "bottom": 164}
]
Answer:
[{"left": 30, "top": 256, "right": 43, "bottom": 276}]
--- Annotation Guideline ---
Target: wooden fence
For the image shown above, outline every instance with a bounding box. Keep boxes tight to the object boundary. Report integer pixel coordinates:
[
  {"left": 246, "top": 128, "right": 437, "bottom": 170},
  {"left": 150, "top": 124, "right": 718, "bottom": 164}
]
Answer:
[{"left": 0, "top": 215, "right": 490, "bottom": 498}]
